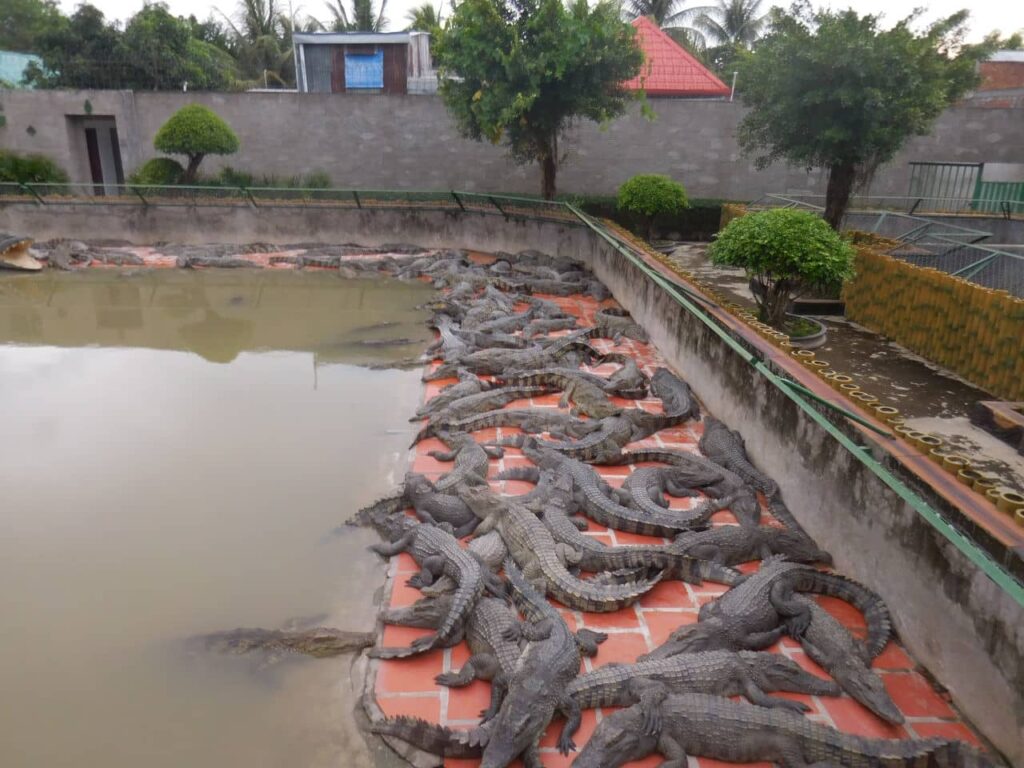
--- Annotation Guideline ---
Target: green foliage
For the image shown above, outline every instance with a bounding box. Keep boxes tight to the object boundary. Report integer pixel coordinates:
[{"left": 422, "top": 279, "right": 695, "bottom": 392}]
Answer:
[
  {"left": 406, "top": 3, "right": 442, "bottom": 34},
  {"left": 154, "top": 104, "right": 240, "bottom": 183},
  {"left": 617, "top": 174, "right": 689, "bottom": 218},
  {"left": 0, "top": 0, "right": 66, "bottom": 53},
  {"left": 0, "top": 150, "right": 69, "bottom": 183},
  {"left": 709, "top": 208, "right": 854, "bottom": 325},
  {"left": 208, "top": 166, "right": 332, "bottom": 188},
  {"left": 435, "top": 0, "right": 643, "bottom": 199},
  {"left": 324, "top": 0, "right": 389, "bottom": 31},
  {"left": 128, "top": 157, "right": 185, "bottom": 186},
  {"left": 736, "top": 8, "right": 996, "bottom": 228}
]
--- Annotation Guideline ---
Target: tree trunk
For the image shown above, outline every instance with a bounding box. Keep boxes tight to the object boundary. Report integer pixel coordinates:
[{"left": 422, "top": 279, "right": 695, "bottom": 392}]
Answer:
[
  {"left": 823, "top": 161, "right": 856, "bottom": 231},
  {"left": 540, "top": 152, "right": 557, "bottom": 200},
  {"left": 183, "top": 154, "right": 205, "bottom": 185},
  {"left": 759, "top": 279, "right": 793, "bottom": 329}
]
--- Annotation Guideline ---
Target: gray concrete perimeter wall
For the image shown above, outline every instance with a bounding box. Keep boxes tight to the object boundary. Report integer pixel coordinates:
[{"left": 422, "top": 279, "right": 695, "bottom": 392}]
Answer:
[
  {"left": 2, "top": 199, "right": 1022, "bottom": 762},
  {"left": 2, "top": 89, "right": 1023, "bottom": 201}
]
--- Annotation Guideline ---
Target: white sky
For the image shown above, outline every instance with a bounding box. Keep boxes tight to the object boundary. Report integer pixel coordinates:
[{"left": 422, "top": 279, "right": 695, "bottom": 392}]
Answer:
[{"left": 56, "top": 0, "right": 1022, "bottom": 42}]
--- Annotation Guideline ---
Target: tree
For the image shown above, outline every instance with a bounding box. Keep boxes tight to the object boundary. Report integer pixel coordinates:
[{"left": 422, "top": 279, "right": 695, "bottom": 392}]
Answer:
[
  {"left": 121, "top": 3, "right": 196, "bottom": 90},
  {"left": 153, "top": 105, "right": 240, "bottom": 183},
  {"left": 435, "top": 0, "right": 643, "bottom": 199},
  {"left": 736, "top": 7, "right": 993, "bottom": 230},
  {"left": 0, "top": 0, "right": 65, "bottom": 53},
  {"left": 406, "top": 2, "right": 442, "bottom": 34},
  {"left": 617, "top": 174, "right": 689, "bottom": 239},
  {"left": 25, "top": 4, "right": 123, "bottom": 88},
  {"left": 323, "top": 0, "right": 389, "bottom": 31},
  {"left": 709, "top": 209, "right": 854, "bottom": 327},
  {"left": 685, "top": 0, "right": 767, "bottom": 48}
]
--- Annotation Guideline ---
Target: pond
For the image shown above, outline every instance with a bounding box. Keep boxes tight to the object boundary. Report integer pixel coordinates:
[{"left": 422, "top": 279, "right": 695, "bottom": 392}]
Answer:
[{"left": 0, "top": 269, "right": 433, "bottom": 768}]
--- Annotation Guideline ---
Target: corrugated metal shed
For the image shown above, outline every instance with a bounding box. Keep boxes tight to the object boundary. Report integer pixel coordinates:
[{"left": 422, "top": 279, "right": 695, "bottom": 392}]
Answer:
[{"left": 623, "top": 17, "right": 730, "bottom": 98}]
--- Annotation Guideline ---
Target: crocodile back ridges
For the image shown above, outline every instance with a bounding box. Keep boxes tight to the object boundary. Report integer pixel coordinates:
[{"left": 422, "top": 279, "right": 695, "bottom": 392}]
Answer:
[
  {"left": 670, "top": 694, "right": 987, "bottom": 768},
  {"left": 792, "top": 570, "right": 892, "bottom": 660},
  {"left": 504, "top": 555, "right": 557, "bottom": 624}
]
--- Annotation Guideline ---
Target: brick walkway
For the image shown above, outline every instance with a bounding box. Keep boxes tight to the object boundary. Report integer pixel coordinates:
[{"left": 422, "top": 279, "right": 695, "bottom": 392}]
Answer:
[{"left": 370, "top": 288, "right": 984, "bottom": 767}]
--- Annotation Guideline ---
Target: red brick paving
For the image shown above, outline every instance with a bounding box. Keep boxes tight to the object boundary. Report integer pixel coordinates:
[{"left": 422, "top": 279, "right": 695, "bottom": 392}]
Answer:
[{"left": 369, "top": 289, "right": 986, "bottom": 765}]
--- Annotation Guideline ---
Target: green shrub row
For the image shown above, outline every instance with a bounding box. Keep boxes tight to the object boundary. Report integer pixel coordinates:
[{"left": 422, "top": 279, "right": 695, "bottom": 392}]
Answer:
[
  {"left": 566, "top": 194, "right": 728, "bottom": 242},
  {"left": 0, "top": 150, "right": 69, "bottom": 184}
]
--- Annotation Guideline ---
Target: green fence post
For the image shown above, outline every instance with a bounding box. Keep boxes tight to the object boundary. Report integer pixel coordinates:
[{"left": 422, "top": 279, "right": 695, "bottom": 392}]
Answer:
[
  {"left": 450, "top": 191, "right": 466, "bottom": 212},
  {"left": 19, "top": 183, "right": 45, "bottom": 205}
]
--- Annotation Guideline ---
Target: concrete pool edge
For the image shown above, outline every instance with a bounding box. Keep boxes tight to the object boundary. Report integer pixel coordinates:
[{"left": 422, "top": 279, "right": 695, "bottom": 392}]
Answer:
[{"left": 4, "top": 200, "right": 1022, "bottom": 762}]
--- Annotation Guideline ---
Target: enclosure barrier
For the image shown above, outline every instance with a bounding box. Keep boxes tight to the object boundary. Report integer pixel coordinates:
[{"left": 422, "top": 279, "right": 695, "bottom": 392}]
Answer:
[
  {"left": 843, "top": 246, "right": 1024, "bottom": 402},
  {"left": 1, "top": 181, "right": 1020, "bottom": 607}
]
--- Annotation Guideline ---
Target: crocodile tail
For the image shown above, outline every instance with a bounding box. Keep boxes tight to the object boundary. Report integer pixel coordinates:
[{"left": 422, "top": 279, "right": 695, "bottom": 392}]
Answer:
[
  {"left": 801, "top": 571, "right": 892, "bottom": 660},
  {"left": 504, "top": 557, "right": 555, "bottom": 623},
  {"left": 839, "top": 733, "right": 994, "bottom": 768},
  {"left": 367, "top": 717, "right": 484, "bottom": 758},
  {"left": 348, "top": 490, "right": 408, "bottom": 529},
  {"left": 367, "top": 632, "right": 438, "bottom": 659},
  {"left": 765, "top": 492, "right": 809, "bottom": 537},
  {"left": 494, "top": 466, "right": 541, "bottom": 483},
  {"left": 549, "top": 563, "right": 664, "bottom": 613}
]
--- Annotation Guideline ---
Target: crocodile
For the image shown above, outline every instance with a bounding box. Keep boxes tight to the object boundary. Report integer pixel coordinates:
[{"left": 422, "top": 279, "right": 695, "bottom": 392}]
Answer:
[
  {"left": 641, "top": 555, "right": 892, "bottom": 661},
  {"left": 786, "top": 594, "right": 903, "bottom": 724},
  {"left": 189, "top": 626, "right": 374, "bottom": 660},
  {"left": 423, "top": 314, "right": 469, "bottom": 361},
  {"left": 561, "top": 649, "right": 840, "bottom": 743},
  {"left": 595, "top": 306, "right": 650, "bottom": 342},
  {"left": 513, "top": 465, "right": 742, "bottom": 586},
  {"left": 429, "top": 431, "right": 502, "bottom": 493},
  {"left": 478, "top": 557, "right": 588, "bottom": 765},
  {"left": 650, "top": 367, "right": 700, "bottom": 421},
  {"left": 611, "top": 449, "right": 763, "bottom": 527},
  {"left": 404, "top": 472, "right": 480, "bottom": 538},
  {"left": 615, "top": 465, "right": 724, "bottom": 526},
  {"left": 524, "top": 316, "right": 579, "bottom": 337},
  {"left": 571, "top": 691, "right": 992, "bottom": 768},
  {"left": 489, "top": 370, "right": 622, "bottom": 418},
  {"left": 452, "top": 327, "right": 532, "bottom": 351},
  {"left": 522, "top": 441, "right": 725, "bottom": 538},
  {"left": 420, "top": 529, "right": 509, "bottom": 596},
  {"left": 498, "top": 358, "right": 646, "bottom": 401},
  {"left": 471, "top": 308, "right": 536, "bottom": 335},
  {"left": 460, "top": 484, "right": 662, "bottom": 612},
  {"left": 366, "top": 518, "right": 500, "bottom": 659},
  {"left": 412, "top": 386, "right": 556, "bottom": 441},
  {"left": 423, "top": 337, "right": 597, "bottom": 381},
  {"left": 673, "top": 524, "right": 833, "bottom": 566},
  {"left": 418, "top": 407, "right": 601, "bottom": 445},
  {"left": 700, "top": 418, "right": 808, "bottom": 531},
  {"left": 412, "top": 369, "right": 491, "bottom": 420},
  {"left": 382, "top": 592, "right": 606, "bottom": 719}
]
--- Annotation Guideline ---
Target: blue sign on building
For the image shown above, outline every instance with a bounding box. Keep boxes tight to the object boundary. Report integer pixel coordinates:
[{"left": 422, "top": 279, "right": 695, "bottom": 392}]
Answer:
[{"left": 345, "top": 51, "right": 384, "bottom": 89}]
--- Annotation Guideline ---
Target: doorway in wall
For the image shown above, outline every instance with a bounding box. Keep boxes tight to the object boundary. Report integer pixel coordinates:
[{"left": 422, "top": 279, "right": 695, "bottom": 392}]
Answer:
[{"left": 69, "top": 117, "right": 125, "bottom": 195}]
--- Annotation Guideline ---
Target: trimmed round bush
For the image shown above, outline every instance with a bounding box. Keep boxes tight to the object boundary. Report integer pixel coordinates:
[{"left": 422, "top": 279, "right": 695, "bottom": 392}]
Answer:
[
  {"left": 617, "top": 174, "right": 689, "bottom": 239},
  {"left": 128, "top": 157, "right": 185, "bottom": 186},
  {"left": 153, "top": 104, "right": 239, "bottom": 183},
  {"left": 709, "top": 208, "right": 855, "bottom": 327},
  {"left": 0, "top": 150, "right": 69, "bottom": 184}
]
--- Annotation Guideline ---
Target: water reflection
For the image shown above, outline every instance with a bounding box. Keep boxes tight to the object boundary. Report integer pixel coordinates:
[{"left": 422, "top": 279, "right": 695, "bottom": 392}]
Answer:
[{"left": 0, "top": 269, "right": 432, "bottom": 768}]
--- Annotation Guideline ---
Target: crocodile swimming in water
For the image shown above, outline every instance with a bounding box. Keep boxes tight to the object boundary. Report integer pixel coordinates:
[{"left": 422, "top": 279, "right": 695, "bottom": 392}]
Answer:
[{"left": 571, "top": 691, "right": 994, "bottom": 768}]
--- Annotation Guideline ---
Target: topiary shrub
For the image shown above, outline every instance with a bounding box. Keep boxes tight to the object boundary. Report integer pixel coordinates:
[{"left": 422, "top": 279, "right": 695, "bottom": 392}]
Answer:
[
  {"left": 153, "top": 104, "right": 239, "bottom": 184},
  {"left": 709, "top": 208, "right": 855, "bottom": 328},
  {"left": 128, "top": 157, "right": 185, "bottom": 186},
  {"left": 0, "top": 150, "right": 69, "bottom": 184},
  {"left": 616, "top": 174, "right": 689, "bottom": 240}
]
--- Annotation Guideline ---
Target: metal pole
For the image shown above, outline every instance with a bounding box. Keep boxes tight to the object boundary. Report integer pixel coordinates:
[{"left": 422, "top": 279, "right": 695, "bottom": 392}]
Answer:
[{"left": 729, "top": 71, "right": 738, "bottom": 101}]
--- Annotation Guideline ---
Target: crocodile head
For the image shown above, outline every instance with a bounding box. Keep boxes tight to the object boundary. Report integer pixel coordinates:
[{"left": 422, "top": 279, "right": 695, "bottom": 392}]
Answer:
[
  {"left": 571, "top": 704, "right": 657, "bottom": 768},
  {"left": 832, "top": 658, "right": 905, "bottom": 725},
  {"left": 403, "top": 473, "right": 437, "bottom": 500},
  {"left": 768, "top": 528, "right": 833, "bottom": 565},
  {"left": 740, "top": 651, "right": 841, "bottom": 696},
  {"left": 479, "top": 679, "right": 555, "bottom": 768},
  {"left": 458, "top": 485, "right": 506, "bottom": 519},
  {"left": 380, "top": 594, "right": 452, "bottom": 629}
]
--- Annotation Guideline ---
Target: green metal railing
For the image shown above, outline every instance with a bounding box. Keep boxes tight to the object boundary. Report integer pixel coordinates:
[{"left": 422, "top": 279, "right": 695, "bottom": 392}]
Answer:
[{"left": 2, "top": 180, "right": 1020, "bottom": 605}]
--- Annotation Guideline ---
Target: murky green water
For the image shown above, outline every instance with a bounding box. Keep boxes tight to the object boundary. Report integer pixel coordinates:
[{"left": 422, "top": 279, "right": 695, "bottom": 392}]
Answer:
[{"left": 0, "top": 270, "right": 433, "bottom": 768}]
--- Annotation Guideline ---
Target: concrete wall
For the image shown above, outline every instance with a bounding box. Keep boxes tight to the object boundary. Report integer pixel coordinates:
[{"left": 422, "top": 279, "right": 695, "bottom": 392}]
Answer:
[
  {"left": 2, "top": 198, "right": 1022, "bottom": 766},
  {"left": 2, "top": 89, "right": 1023, "bottom": 200}
]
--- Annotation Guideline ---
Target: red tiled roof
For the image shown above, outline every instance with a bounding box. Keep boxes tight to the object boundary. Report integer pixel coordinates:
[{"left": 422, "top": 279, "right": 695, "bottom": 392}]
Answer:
[{"left": 624, "top": 16, "right": 730, "bottom": 97}]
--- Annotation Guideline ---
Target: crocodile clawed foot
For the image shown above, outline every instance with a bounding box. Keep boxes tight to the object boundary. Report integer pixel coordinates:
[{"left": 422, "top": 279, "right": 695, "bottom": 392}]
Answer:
[{"left": 556, "top": 734, "right": 576, "bottom": 756}]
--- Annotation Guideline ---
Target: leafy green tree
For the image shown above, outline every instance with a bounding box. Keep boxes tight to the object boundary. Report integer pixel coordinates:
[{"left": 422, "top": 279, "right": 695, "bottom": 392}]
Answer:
[
  {"left": 219, "top": 0, "right": 297, "bottom": 85},
  {"left": 406, "top": 2, "right": 442, "bottom": 34},
  {"left": 736, "top": 8, "right": 993, "bottom": 230},
  {"left": 323, "top": 0, "right": 389, "bottom": 31},
  {"left": 617, "top": 174, "right": 689, "bottom": 239},
  {"left": 121, "top": 4, "right": 196, "bottom": 90},
  {"left": 435, "top": 0, "right": 643, "bottom": 199},
  {"left": 154, "top": 104, "right": 240, "bottom": 183},
  {"left": 0, "top": 0, "right": 66, "bottom": 53},
  {"left": 709, "top": 208, "right": 854, "bottom": 327},
  {"left": 685, "top": 0, "right": 767, "bottom": 48},
  {"left": 25, "top": 4, "right": 123, "bottom": 88}
]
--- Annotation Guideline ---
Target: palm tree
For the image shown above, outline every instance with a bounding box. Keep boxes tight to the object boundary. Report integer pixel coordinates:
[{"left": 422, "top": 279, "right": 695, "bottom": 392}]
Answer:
[
  {"left": 624, "top": 0, "right": 688, "bottom": 28},
  {"left": 323, "top": 0, "right": 389, "bottom": 32},
  {"left": 406, "top": 2, "right": 442, "bottom": 33},
  {"left": 681, "top": 0, "right": 768, "bottom": 48}
]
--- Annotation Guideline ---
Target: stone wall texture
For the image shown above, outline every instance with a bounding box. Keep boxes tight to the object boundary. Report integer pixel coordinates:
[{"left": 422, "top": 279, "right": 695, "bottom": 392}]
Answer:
[{"left": 1, "top": 89, "right": 1023, "bottom": 200}]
